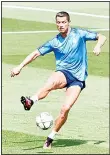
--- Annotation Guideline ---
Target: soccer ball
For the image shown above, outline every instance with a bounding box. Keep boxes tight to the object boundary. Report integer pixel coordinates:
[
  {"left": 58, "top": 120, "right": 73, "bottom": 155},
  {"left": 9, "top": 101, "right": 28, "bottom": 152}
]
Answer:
[{"left": 36, "top": 112, "right": 53, "bottom": 130}]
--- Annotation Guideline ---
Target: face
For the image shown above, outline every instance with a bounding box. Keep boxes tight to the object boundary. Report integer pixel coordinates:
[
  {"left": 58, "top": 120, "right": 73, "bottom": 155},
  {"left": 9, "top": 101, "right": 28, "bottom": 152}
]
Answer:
[{"left": 56, "top": 16, "right": 70, "bottom": 33}]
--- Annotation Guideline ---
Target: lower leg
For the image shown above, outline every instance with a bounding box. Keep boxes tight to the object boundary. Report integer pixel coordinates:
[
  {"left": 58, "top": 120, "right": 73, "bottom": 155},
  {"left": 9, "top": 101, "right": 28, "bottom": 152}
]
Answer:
[
  {"left": 31, "top": 72, "right": 67, "bottom": 103},
  {"left": 30, "top": 87, "right": 50, "bottom": 102},
  {"left": 21, "top": 86, "right": 52, "bottom": 110},
  {"left": 53, "top": 110, "right": 69, "bottom": 132},
  {"left": 47, "top": 108, "right": 69, "bottom": 141}
]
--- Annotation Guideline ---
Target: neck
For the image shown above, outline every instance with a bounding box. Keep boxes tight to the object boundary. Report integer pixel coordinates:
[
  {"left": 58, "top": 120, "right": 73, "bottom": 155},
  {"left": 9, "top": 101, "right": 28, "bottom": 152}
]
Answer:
[{"left": 60, "top": 27, "right": 71, "bottom": 38}]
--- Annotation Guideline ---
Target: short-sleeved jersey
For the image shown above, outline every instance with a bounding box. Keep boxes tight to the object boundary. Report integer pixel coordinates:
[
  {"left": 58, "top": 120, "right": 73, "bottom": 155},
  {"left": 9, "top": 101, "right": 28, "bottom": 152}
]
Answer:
[{"left": 38, "top": 28, "right": 97, "bottom": 81}]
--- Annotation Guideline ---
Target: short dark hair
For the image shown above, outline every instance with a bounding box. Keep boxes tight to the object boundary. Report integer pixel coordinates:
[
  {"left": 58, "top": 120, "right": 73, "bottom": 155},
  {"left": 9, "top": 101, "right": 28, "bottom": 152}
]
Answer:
[{"left": 55, "top": 11, "right": 70, "bottom": 22}]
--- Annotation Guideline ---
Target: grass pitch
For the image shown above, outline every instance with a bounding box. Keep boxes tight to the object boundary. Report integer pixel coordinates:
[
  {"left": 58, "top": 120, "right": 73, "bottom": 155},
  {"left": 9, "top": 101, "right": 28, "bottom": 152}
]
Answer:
[{"left": 3, "top": 130, "right": 109, "bottom": 154}]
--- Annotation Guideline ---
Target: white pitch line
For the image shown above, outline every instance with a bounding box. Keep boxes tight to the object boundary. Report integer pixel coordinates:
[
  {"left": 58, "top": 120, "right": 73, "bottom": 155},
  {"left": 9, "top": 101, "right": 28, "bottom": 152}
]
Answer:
[
  {"left": 2, "top": 30, "right": 58, "bottom": 34},
  {"left": 2, "top": 29, "right": 109, "bottom": 34},
  {"left": 2, "top": 5, "right": 109, "bottom": 19}
]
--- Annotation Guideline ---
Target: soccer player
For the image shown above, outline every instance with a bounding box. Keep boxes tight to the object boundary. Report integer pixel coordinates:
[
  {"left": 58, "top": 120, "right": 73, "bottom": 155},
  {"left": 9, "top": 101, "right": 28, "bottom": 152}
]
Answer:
[{"left": 11, "top": 11, "right": 106, "bottom": 149}]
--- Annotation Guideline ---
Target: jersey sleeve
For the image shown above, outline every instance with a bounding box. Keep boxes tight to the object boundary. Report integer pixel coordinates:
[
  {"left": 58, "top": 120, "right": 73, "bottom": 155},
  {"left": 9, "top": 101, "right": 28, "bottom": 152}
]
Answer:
[
  {"left": 78, "top": 28, "right": 98, "bottom": 41},
  {"left": 38, "top": 40, "right": 53, "bottom": 56}
]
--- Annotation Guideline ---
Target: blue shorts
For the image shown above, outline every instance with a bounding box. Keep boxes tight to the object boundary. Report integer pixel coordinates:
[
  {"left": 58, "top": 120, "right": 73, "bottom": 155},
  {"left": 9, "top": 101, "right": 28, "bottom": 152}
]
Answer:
[{"left": 56, "top": 70, "right": 86, "bottom": 90}]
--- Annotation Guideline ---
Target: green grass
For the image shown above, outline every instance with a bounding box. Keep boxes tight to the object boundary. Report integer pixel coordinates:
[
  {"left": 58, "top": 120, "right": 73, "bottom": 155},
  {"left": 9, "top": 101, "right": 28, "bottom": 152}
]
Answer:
[
  {"left": 2, "top": 18, "right": 57, "bottom": 31},
  {"left": 2, "top": 130, "right": 109, "bottom": 154},
  {"left": 88, "top": 52, "right": 109, "bottom": 77}
]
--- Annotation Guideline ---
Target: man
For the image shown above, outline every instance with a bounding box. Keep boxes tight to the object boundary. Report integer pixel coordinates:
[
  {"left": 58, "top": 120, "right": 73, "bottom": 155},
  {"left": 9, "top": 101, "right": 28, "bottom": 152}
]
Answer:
[{"left": 11, "top": 11, "right": 106, "bottom": 149}]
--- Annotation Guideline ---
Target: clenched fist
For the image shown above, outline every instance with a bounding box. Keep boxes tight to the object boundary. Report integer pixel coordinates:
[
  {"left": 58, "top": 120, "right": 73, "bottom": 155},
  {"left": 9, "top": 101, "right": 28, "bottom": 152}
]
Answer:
[
  {"left": 93, "top": 45, "right": 101, "bottom": 56},
  {"left": 11, "top": 66, "right": 22, "bottom": 77}
]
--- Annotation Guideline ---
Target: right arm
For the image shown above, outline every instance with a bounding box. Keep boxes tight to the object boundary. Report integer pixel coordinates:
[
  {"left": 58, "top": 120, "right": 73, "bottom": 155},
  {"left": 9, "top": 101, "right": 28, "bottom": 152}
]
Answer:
[{"left": 11, "top": 49, "right": 41, "bottom": 77}]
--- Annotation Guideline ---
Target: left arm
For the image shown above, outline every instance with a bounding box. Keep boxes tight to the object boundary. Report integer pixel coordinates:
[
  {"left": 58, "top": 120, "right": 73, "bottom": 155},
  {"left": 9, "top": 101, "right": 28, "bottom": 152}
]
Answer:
[{"left": 93, "top": 33, "right": 107, "bottom": 56}]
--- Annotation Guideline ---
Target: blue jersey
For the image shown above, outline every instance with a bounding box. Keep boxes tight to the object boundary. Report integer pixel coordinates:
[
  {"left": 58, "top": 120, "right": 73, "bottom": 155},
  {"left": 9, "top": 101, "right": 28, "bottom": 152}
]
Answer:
[{"left": 38, "top": 28, "right": 97, "bottom": 81}]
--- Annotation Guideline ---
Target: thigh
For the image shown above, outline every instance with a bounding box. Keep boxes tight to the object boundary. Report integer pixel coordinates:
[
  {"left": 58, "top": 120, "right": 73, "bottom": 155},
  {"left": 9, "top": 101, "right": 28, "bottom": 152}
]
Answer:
[
  {"left": 46, "top": 71, "right": 67, "bottom": 90},
  {"left": 50, "top": 71, "right": 67, "bottom": 89},
  {"left": 64, "top": 86, "right": 81, "bottom": 109}
]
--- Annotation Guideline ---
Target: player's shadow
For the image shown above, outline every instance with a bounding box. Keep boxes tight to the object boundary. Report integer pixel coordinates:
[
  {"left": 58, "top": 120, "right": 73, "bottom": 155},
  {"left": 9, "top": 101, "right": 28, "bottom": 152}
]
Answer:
[
  {"left": 53, "top": 138, "right": 87, "bottom": 147},
  {"left": 53, "top": 139, "right": 106, "bottom": 148}
]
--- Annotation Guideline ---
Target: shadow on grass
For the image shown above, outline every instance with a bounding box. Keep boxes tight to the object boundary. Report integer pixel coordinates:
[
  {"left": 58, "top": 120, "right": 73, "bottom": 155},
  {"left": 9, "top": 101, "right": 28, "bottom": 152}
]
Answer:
[
  {"left": 53, "top": 139, "right": 88, "bottom": 147},
  {"left": 53, "top": 139, "right": 107, "bottom": 148},
  {"left": 53, "top": 139, "right": 87, "bottom": 147}
]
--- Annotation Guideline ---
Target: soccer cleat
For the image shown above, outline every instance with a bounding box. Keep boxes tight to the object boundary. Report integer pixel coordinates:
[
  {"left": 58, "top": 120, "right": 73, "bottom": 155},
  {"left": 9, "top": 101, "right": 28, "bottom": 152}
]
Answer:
[
  {"left": 21, "top": 96, "right": 34, "bottom": 110},
  {"left": 43, "top": 137, "right": 53, "bottom": 149}
]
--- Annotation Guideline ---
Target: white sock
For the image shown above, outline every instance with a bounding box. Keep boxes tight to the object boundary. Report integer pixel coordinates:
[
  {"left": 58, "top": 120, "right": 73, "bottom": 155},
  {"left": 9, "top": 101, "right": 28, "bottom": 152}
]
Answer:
[
  {"left": 48, "top": 130, "right": 58, "bottom": 140},
  {"left": 30, "top": 95, "right": 38, "bottom": 103}
]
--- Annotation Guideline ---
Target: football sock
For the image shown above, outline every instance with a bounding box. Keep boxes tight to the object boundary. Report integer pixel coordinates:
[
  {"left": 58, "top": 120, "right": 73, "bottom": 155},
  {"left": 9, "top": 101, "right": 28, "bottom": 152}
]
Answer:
[
  {"left": 30, "top": 95, "right": 38, "bottom": 103},
  {"left": 48, "top": 130, "right": 58, "bottom": 140},
  {"left": 47, "top": 137, "right": 53, "bottom": 143}
]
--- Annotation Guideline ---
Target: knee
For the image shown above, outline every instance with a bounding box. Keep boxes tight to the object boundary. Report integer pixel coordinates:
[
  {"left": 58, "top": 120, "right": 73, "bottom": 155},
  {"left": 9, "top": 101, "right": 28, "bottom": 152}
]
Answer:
[{"left": 60, "top": 105, "right": 71, "bottom": 119}]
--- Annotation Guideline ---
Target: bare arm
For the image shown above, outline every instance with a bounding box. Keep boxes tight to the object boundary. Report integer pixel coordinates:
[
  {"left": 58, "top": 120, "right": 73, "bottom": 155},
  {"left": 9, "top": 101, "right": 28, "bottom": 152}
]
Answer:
[
  {"left": 19, "top": 49, "right": 41, "bottom": 69},
  {"left": 11, "top": 49, "right": 41, "bottom": 77},
  {"left": 93, "top": 33, "right": 107, "bottom": 56}
]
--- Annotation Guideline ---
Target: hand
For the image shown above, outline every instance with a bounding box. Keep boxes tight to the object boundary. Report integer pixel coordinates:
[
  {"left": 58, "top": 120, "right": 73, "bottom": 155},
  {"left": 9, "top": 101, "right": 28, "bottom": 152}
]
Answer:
[
  {"left": 11, "top": 66, "right": 22, "bottom": 77},
  {"left": 93, "top": 46, "right": 101, "bottom": 56}
]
